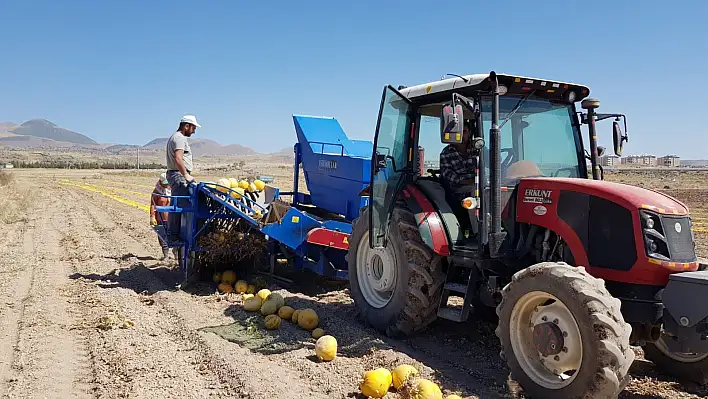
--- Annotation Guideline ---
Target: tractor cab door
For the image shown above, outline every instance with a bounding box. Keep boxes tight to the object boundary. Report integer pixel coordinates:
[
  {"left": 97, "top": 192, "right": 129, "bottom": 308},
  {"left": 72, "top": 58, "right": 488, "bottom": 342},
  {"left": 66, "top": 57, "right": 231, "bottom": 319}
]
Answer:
[{"left": 369, "top": 85, "right": 412, "bottom": 248}]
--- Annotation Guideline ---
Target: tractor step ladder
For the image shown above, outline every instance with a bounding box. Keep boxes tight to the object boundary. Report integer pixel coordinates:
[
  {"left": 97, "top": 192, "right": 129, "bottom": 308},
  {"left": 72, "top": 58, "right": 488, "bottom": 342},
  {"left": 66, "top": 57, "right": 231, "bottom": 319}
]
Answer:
[{"left": 437, "top": 261, "right": 475, "bottom": 322}]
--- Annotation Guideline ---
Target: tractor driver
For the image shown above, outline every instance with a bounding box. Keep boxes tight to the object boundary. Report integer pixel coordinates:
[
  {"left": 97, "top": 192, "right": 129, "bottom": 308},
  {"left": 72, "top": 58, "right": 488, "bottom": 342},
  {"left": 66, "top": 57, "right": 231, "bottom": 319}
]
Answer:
[{"left": 439, "top": 118, "right": 479, "bottom": 236}]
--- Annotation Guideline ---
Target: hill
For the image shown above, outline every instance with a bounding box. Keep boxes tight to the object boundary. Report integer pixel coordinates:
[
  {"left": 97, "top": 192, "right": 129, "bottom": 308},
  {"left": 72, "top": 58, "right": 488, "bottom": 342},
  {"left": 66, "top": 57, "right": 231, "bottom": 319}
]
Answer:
[
  {"left": 9, "top": 119, "right": 98, "bottom": 145},
  {"left": 142, "top": 137, "right": 256, "bottom": 156}
]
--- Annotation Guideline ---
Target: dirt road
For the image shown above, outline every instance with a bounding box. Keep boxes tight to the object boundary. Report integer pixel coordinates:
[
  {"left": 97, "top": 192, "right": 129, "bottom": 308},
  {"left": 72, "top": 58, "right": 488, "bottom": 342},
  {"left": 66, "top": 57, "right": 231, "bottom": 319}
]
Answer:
[{"left": 0, "top": 170, "right": 707, "bottom": 398}]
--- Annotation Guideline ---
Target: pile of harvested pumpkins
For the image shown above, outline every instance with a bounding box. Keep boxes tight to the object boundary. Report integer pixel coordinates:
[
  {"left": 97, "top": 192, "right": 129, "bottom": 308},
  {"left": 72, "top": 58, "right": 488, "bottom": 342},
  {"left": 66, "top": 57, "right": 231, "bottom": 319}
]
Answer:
[{"left": 214, "top": 271, "right": 461, "bottom": 399}]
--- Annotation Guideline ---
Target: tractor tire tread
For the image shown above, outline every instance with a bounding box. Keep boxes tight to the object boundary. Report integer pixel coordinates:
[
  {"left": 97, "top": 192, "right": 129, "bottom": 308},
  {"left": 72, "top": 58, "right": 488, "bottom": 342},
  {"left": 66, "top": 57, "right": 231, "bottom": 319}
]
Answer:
[
  {"left": 346, "top": 205, "right": 444, "bottom": 338},
  {"left": 496, "top": 262, "right": 634, "bottom": 399}
]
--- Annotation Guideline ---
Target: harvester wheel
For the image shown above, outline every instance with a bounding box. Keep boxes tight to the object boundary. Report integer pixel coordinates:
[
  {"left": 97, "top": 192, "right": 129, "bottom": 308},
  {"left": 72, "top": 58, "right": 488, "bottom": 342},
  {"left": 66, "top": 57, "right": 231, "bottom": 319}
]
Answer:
[
  {"left": 643, "top": 336, "right": 708, "bottom": 384},
  {"left": 496, "top": 262, "right": 634, "bottom": 398},
  {"left": 347, "top": 205, "right": 444, "bottom": 337}
]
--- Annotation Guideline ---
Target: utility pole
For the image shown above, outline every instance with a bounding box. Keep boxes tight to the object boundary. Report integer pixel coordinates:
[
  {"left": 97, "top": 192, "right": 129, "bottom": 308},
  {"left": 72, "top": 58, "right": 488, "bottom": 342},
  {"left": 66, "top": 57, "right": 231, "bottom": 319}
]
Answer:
[{"left": 136, "top": 147, "right": 140, "bottom": 170}]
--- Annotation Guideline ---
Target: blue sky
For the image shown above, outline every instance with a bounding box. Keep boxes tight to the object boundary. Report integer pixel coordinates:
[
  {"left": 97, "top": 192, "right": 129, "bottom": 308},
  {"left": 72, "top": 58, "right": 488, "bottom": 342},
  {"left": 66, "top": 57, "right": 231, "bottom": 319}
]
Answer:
[{"left": 1, "top": 1, "right": 707, "bottom": 157}]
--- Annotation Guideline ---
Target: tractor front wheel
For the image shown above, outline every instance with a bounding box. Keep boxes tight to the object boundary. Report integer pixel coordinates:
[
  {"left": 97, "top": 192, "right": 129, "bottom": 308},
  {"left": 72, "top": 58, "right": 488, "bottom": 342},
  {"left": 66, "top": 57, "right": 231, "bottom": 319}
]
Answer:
[
  {"left": 346, "top": 205, "right": 445, "bottom": 337},
  {"left": 496, "top": 262, "right": 634, "bottom": 399},
  {"left": 643, "top": 335, "right": 708, "bottom": 384}
]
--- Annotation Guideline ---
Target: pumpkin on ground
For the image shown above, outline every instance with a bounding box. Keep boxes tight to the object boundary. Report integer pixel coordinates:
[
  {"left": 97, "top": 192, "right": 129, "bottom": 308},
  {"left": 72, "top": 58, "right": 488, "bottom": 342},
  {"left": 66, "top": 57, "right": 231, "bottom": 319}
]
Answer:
[
  {"left": 260, "top": 300, "right": 278, "bottom": 316},
  {"left": 242, "top": 294, "right": 254, "bottom": 300},
  {"left": 404, "top": 378, "right": 443, "bottom": 399},
  {"left": 360, "top": 368, "right": 392, "bottom": 398},
  {"left": 392, "top": 364, "right": 419, "bottom": 390},
  {"left": 315, "top": 335, "right": 337, "bottom": 361},
  {"left": 217, "top": 283, "right": 233, "bottom": 294},
  {"left": 234, "top": 280, "right": 248, "bottom": 294},
  {"left": 291, "top": 309, "right": 301, "bottom": 323},
  {"left": 246, "top": 284, "right": 256, "bottom": 294},
  {"left": 297, "top": 308, "right": 319, "bottom": 330},
  {"left": 243, "top": 296, "right": 262, "bottom": 312},
  {"left": 256, "top": 289, "right": 271, "bottom": 302},
  {"left": 221, "top": 270, "right": 237, "bottom": 285},
  {"left": 266, "top": 292, "right": 285, "bottom": 309},
  {"left": 264, "top": 314, "right": 281, "bottom": 330},
  {"left": 311, "top": 328, "right": 324, "bottom": 339},
  {"left": 278, "top": 306, "right": 294, "bottom": 319}
]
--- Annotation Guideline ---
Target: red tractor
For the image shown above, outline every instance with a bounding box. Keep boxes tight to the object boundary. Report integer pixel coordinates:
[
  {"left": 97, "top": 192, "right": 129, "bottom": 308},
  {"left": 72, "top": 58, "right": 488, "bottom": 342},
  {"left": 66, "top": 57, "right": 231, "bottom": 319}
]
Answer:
[{"left": 347, "top": 71, "right": 706, "bottom": 398}]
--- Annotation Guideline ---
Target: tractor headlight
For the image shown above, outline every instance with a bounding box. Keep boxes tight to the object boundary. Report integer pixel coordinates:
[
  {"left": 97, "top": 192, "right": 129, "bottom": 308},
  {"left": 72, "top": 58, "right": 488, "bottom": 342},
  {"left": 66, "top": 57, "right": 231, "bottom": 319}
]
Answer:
[{"left": 640, "top": 210, "right": 670, "bottom": 260}]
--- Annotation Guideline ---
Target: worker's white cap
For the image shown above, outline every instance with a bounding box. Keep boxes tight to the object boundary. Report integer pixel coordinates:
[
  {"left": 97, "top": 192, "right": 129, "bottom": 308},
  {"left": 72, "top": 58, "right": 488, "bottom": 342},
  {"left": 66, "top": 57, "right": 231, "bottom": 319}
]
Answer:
[
  {"left": 180, "top": 114, "right": 201, "bottom": 128},
  {"left": 160, "top": 172, "right": 168, "bottom": 184}
]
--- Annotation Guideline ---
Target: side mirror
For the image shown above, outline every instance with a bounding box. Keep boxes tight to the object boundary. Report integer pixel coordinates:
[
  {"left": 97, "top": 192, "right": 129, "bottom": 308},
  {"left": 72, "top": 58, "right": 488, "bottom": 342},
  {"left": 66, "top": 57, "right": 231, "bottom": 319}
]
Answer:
[
  {"left": 597, "top": 145, "right": 606, "bottom": 157},
  {"left": 613, "top": 121, "right": 627, "bottom": 156},
  {"left": 440, "top": 104, "right": 464, "bottom": 144}
]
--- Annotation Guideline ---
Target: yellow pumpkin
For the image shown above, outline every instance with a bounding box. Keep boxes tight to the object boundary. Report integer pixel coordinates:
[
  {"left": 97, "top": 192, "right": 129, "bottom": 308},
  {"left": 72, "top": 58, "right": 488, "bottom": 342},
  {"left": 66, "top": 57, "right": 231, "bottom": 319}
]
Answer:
[
  {"left": 266, "top": 292, "right": 285, "bottom": 309},
  {"left": 360, "top": 368, "right": 392, "bottom": 398},
  {"left": 315, "top": 335, "right": 337, "bottom": 361},
  {"left": 234, "top": 280, "right": 248, "bottom": 294},
  {"left": 254, "top": 179, "right": 265, "bottom": 191},
  {"left": 278, "top": 306, "right": 294, "bottom": 320},
  {"left": 297, "top": 308, "right": 319, "bottom": 330},
  {"left": 248, "top": 182, "right": 257, "bottom": 193},
  {"left": 246, "top": 284, "right": 256, "bottom": 294},
  {"left": 221, "top": 270, "right": 237, "bottom": 285},
  {"left": 406, "top": 378, "right": 443, "bottom": 399},
  {"left": 264, "top": 314, "right": 281, "bottom": 330},
  {"left": 230, "top": 187, "right": 245, "bottom": 200},
  {"left": 238, "top": 180, "right": 249, "bottom": 190},
  {"left": 212, "top": 271, "right": 222, "bottom": 283},
  {"left": 243, "top": 296, "right": 262, "bottom": 312},
  {"left": 216, "top": 178, "right": 230, "bottom": 193},
  {"left": 228, "top": 177, "right": 240, "bottom": 188},
  {"left": 291, "top": 309, "right": 301, "bottom": 323},
  {"left": 392, "top": 364, "right": 419, "bottom": 390},
  {"left": 256, "top": 289, "right": 271, "bottom": 302},
  {"left": 311, "top": 328, "right": 325, "bottom": 339},
  {"left": 260, "top": 300, "right": 278, "bottom": 316},
  {"left": 242, "top": 293, "right": 254, "bottom": 300},
  {"left": 218, "top": 283, "right": 233, "bottom": 294}
]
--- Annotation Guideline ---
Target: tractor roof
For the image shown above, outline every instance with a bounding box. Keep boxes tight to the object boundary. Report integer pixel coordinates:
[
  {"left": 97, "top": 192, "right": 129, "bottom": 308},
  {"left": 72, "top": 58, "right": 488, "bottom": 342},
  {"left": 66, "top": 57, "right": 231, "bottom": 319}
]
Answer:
[{"left": 397, "top": 72, "right": 590, "bottom": 104}]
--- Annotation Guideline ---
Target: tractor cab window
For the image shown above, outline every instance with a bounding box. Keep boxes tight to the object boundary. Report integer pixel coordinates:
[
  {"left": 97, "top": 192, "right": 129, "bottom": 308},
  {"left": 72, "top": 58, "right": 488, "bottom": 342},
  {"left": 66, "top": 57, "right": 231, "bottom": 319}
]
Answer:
[
  {"left": 481, "top": 96, "right": 583, "bottom": 186},
  {"left": 417, "top": 115, "right": 448, "bottom": 175}
]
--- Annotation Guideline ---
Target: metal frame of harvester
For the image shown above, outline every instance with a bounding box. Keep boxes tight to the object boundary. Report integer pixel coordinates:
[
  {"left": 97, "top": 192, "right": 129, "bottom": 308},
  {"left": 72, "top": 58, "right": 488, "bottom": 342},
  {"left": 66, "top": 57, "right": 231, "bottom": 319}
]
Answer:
[{"left": 154, "top": 71, "right": 708, "bottom": 399}]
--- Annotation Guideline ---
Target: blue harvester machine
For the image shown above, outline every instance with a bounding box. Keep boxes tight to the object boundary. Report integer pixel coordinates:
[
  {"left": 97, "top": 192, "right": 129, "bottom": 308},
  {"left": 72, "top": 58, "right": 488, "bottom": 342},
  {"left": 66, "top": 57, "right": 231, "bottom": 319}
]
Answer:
[{"left": 155, "top": 115, "right": 373, "bottom": 281}]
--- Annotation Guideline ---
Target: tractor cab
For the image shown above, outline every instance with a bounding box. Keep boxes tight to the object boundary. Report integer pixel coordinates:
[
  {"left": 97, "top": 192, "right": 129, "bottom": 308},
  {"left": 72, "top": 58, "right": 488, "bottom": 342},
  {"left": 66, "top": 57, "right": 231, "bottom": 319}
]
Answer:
[{"left": 369, "top": 71, "right": 627, "bottom": 256}]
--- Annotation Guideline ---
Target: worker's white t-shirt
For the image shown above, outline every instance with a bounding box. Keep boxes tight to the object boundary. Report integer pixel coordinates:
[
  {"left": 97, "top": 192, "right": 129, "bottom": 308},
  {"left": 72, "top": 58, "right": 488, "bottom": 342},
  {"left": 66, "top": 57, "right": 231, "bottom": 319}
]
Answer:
[{"left": 166, "top": 131, "right": 193, "bottom": 172}]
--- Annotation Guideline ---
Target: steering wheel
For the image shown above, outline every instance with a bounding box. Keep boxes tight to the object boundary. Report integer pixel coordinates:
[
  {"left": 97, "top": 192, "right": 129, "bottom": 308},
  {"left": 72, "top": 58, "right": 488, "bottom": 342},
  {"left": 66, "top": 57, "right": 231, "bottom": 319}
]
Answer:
[{"left": 552, "top": 167, "right": 577, "bottom": 178}]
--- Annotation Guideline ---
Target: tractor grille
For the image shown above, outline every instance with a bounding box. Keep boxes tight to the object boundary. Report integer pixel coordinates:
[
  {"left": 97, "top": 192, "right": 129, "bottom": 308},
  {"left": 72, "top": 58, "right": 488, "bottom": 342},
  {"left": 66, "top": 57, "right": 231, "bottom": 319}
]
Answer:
[{"left": 661, "top": 215, "right": 696, "bottom": 262}]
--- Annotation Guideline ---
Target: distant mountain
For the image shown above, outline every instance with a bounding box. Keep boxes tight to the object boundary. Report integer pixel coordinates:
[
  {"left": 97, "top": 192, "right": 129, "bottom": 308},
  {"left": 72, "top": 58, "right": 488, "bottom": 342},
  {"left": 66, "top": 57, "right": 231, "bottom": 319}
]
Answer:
[
  {"left": 0, "top": 122, "right": 17, "bottom": 133},
  {"left": 104, "top": 144, "right": 141, "bottom": 153},
  {"left": 143, "top": 137, "right": 256, "bottom": 156},
  {"left": 9, "top": 119, "right": 98, "bottom": 145}
]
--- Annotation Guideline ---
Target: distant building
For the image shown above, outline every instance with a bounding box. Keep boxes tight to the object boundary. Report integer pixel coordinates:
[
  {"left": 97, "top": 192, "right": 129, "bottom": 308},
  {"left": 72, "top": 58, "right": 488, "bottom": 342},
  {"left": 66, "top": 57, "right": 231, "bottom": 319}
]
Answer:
[
  {"left": 600, "top": 155, "right": 620, "bottom": 167},
  {"left": 621, "top": 154, "right": 656, "bottom": 166},
  {"left": 658, "top": 154, "right": 680, "bottom": 167},
  {"left": 0, "top": 163, "right": 13, "bottom": 169}
]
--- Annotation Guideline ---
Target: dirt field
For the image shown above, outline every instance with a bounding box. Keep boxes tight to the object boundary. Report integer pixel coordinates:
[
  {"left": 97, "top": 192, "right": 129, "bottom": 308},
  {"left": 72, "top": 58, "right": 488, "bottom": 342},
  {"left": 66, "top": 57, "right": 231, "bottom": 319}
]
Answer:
[{"left": 1, "top": 168, "right": 708, "bottom": 399}]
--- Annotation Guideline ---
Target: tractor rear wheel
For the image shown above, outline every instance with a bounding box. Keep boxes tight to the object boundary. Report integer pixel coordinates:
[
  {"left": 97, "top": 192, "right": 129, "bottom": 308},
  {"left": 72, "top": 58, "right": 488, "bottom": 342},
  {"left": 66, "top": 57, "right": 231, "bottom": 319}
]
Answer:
[
  {"left": 643, "top": 335, "right": 708, "bottom": 384},
  {"left": 496, "top": 262, "right": 634, "bottom": 399},
  {"left": 346, "top": 205, "right": 445, "bottom": 337}
]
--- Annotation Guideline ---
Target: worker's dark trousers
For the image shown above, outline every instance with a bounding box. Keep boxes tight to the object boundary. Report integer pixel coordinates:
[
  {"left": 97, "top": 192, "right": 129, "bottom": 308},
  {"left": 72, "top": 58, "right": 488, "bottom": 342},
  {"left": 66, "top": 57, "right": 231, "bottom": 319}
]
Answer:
[{"left": 166, "top": 170, "right": 190, "bottom": 244}]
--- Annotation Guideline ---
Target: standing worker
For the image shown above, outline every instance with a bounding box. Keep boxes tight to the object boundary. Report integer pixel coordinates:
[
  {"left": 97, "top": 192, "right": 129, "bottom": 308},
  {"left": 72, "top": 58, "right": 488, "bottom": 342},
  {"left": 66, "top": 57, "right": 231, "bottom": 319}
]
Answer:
[
  {"left": 150, "top": 172, "right": 172, "bottom": 260},
  {"left": 165, "top": 115, "right": 200, "bottom": 246}
]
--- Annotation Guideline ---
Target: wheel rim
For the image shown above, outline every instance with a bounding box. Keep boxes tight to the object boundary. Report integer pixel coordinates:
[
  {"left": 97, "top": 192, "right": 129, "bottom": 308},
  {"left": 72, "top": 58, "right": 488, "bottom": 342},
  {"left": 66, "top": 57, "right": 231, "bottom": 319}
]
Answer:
[
  {"left": 355, "top": 230, "right": 397, "bottom": 308},
  {"left": 509, "top": 291, "right": 583, "bottom": 389},
  {"left": 654, "top": 334, "right": 708, "bottom": 362}
]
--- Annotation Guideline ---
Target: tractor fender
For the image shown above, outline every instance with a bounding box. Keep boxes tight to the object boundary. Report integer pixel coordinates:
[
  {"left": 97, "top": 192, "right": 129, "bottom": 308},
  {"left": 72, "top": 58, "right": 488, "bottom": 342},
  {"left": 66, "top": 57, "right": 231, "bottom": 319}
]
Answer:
[{"left": 399, "top": 184, "right": 451, "bottom": 256}]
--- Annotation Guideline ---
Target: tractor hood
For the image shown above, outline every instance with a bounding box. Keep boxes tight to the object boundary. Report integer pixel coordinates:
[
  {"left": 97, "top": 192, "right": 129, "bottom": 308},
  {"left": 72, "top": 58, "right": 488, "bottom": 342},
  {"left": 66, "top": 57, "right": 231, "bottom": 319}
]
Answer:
[{"left": 520, "top": 177, "right": 689, "bottom": 215}]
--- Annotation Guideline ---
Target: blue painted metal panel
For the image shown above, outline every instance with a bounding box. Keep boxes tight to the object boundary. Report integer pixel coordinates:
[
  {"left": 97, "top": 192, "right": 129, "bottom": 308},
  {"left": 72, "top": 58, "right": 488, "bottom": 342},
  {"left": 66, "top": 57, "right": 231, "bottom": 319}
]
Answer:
[
  {"left": 260, "top": 207, "right": 322, "bottom": 252},
  {"left": 292, "top": 114, "right": 373, "bottom": 221}
]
